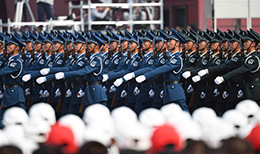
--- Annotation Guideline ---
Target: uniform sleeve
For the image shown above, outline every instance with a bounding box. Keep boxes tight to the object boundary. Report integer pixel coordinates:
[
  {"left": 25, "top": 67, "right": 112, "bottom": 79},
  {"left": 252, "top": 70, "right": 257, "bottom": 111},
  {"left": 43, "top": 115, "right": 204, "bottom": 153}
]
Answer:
[
  {"left": 64, "top": 57, "right": 100, "bottom": 79},
  {"left": 208, "top": 56, "right": 244, "bottom": 75},
  {"left": 145, "top": 56, "right": 182, "bottom": 80},
  {"left": 223, "top": 56, "right": 258, "bottom": 80},
  {"left": 45, "top": 74, "right": 55, "bottom": 82},
  {"left": 0, "top": 60, "right": 21, "bottom": 76}
]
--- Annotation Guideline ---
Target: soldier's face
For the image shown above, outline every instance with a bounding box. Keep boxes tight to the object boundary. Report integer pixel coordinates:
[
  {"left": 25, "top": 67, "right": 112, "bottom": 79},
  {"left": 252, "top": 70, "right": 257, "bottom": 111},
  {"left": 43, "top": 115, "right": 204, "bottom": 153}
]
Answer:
[
  {"left": 120, "top": 41, "right": 128, "bottom": 51},
  {"left": 43, "top": 42, "right": 52, "bottom": 52},
  {"left": 53, "top": 42, "right": 62, "bottom": 52},
  {"left": 67, "top": 42, "right": 73, "bottom": 52},
  {"left": 243, "top": 40, "right": 252, "bottom": 50},
  {"left": 257, "top": 43, "right": 260, "bottom": 51},
  {"left": 7, "top": 44, "right": 17, "bottom": 54},
  {"left": 33, "top": 43, "right": 41, "bottom": 51},
  {"left": 0, "top": 42, "right": 3, "bottom": 50},
  {"left": 167, "top": 39, "right": 176, "bottom": 50},
  {"left": 184, "top": 41, "right": 193, "bottom": 51},
  {"left": 25, "top": 42, "right": 32, "bottom": 52},
  {"left": 199, "top": 41, "right": 207, "bottom": 50},
  {"left": 128, "top": 42, "right": 137, "bottom": 52},
  {"left": 210, "top": 42, "right": 220, "bottom": 51},
  {"left": 87, "top": 42, "right": 95, "bottom": 52},
  {"left": 230, "top": 41, "right": 239, "bottom": 51},
  {"left": 142, "top": 41, "right": 152, "bottom": 50},
  {"left": 155, "top": 41, "right": 163, "bottom": 51},
  {"left": 110, "top": 42, "right": 118, "bottom": 51},
  {"left": 74, "top": 42, "right": 83, "bottom": 52},
  {"left": 221, "top": 41, "right": 228, "bottom": 51}
]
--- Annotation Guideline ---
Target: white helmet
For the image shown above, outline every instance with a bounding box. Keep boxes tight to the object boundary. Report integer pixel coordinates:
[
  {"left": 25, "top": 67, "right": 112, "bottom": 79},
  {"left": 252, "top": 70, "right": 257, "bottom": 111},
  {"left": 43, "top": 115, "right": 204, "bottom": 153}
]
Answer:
[
  {"left": 2, "top": 107, "right": 29, "bottom": 127},
  {"left": 29, "top": 103, "right": 56, "bottom": 126}
]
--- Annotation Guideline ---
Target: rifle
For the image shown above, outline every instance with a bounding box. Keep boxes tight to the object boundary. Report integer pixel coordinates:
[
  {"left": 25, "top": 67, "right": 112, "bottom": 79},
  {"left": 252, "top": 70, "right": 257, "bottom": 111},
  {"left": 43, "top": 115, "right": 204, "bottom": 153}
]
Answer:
[
  {"left": 79, "top": 96, "right": 85, "bottom": 114},
  {"left": 55, "top": 81, "right": 65, "bottom": 113},
  {"left": 25, "top": 89, "right": 32, "bottom": 110}
]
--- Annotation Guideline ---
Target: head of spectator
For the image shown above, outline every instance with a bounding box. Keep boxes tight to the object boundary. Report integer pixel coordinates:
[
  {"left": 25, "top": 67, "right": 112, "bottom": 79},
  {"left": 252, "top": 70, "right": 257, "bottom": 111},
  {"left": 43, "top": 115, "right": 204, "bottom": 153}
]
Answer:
[
  {"left": 0, "top": 145, "right": 22, "bottom": 154},
  {"left": 45, "top": 123, "right": 78, "bottom": 154},
  {"left": 2, "top": 107, "right": 29, "bottom": 128},
  {"left": 245, "top": 123, "right": 260, "bottom": 153},
  {"left": 77, "top": 141, "right": 108, "bottom": 154},
  {"left": 29, "top": 103, "right": 56, "bottom": 126},
  {"left": 151, "top": 124, "right": 185, "bottom": 153}
]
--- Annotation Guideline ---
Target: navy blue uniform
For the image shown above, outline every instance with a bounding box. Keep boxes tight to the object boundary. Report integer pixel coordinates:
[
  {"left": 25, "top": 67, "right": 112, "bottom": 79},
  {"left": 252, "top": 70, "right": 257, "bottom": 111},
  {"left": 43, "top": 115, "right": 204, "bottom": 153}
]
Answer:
[
  {"left": 108, "top": 53, "right": 141, "bottom": 110},
  {"left": 0, "top": 53, "right": 6, "bottom": 103},
  {"left": 0, "top": 54, "right": 25, "bottom": 125},
  {"left": 134, "top": 51, "right": 155, "bottom": 114},
  {"left": 64, "top": 52, "right": 107, "bottom": 108},
  {"left": 143, "top": 51, "right": 189, "bottom": 112}
]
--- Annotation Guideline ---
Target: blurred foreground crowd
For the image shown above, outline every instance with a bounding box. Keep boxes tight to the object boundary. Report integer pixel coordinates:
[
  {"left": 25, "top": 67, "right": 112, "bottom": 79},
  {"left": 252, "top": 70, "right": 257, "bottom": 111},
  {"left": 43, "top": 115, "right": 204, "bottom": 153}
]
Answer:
[{"left": 0, "top": 99, "right": 260, "bottom": 154}]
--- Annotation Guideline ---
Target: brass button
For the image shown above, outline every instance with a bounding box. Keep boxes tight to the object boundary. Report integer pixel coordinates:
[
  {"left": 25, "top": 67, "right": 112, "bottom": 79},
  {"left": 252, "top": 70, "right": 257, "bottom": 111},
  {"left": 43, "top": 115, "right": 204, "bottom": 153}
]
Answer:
[
  {"left": 172, "top": 86, "right": 174, "bottom": 88},
  {"left": 11, "top": 90, "right": 14, "bottom": 92},
  {"left": 93, "top": 88, "right": 95, "bottom": 90}
]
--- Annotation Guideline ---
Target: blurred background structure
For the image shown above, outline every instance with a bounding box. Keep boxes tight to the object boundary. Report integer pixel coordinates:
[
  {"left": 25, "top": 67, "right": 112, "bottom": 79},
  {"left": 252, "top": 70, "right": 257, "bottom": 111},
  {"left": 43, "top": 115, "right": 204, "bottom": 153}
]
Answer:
[{"left": 0, "top": 0, "right": 259, "bottom": 32}]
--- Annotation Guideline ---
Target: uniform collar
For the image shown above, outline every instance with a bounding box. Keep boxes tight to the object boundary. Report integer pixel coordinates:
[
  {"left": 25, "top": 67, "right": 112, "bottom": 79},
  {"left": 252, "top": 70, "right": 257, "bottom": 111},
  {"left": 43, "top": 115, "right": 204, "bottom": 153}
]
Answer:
[
  {"left": 8, "top": 54, "right": 19, "bottom": 60},
  {"left": 246, "top": 50, "right": 256, "bottom": 57},
  {"left": 90, "top": 52, "right": 99, "bottom": 59},
  {"left": 170, "top": 51, "right": 180, "bottom": 56},
  {"left": 55, "top": 52, "right": 63, "bottom": 58},
  {"left": 77, "top": 53, "right": 85, "bottom": 59},
  {"left": 112, "top": 51, "right": 118, "bottom": 57},
  {"left": 123, "top": 52, "right": 127, "bottom": 56},
  {"left": 144, "top": 51, "right": 153, "bottom": 57},
  {"left": 200, "top": 52, "right": 207, "bottom": 57},
  {"left": 46, "top": 54, "right": 51, "bottom": 60},
  {"left": 158, "top": 52, "right": 163, "bottom": 57},
  {"left": 211, "top": 52, "right": 219, "bottom": 58},
  {"left": 101, "top": 51, "right": 108, "bottom": 56},
  {"left": 231, "top": 51, "right": 240, "bottom": 58},
  {"left": 131, "top": 53, "right": 138, "bottom": 58},
  {"left": 188, "top": 50, "right": 196, "bottom": 57}
]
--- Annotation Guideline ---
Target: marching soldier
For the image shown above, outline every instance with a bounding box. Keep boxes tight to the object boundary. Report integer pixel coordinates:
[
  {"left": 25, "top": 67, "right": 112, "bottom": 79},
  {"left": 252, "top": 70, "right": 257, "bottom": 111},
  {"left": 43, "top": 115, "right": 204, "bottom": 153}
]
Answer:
[
  {"left": 0, "top": 34, "right": 26, "bottom": 127},
  {"left": 196, "top": 31, "right": 245, "bottom": 115},
  {"left": 0, "top": 33, "right": 7, "bottom": 106},
  {"left": 135, "top": 30, "right": 189, "bottom": 112},
  {"left": 214, "top": 31, "right": 260, "bottom": 106},
  {"left": 54, "top": 33, "right": 107, "bottom": 110},
  {"left": 112, "top": 32, "right": 142, "bottom": 110},
  {"left": 123, "top": 30, "right": 156, "bottom": 114}
]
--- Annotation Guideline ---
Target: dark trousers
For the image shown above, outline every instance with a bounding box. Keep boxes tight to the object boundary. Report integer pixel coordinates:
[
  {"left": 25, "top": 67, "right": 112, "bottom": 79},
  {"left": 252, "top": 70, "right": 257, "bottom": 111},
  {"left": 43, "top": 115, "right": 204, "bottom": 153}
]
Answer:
[
  {"left": 38, "top": 2, "right": 52, "bottom": 21},
  {"left": 15, "top": 3, "right": 29, "bottom": 22}
]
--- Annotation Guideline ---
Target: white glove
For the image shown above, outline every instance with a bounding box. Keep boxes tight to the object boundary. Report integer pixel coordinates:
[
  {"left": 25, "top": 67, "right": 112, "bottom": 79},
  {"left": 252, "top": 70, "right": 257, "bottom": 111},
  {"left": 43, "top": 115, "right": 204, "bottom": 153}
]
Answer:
[
  {"left": 182, "top": 71, "right": 191, "bottom": 79},
  {"left": 123, "top": 72, "right": 135, "bottom": 81},
  {"left": 36, "top": 77, "right": 47, "bottom": 84},
  {"left": 136, "top": 75, "right": 146, "bottom": 83},
  {"left": 40, "top": 68, "right": 50, "bottom": 75},
  {"left": 214, "top": 76, "right": 224, "bottom": 85},
  {"left": 102, "top": 74, "right": 109, "bottom": 82},
  {"left": 22, "top": 74, "right": 32, "bottom": 82},
  {"left": 192, "top": 75, "right": 201, "bottom": 83},
  {"left": 109, "top": 85, "right": 116, "bottom": 93},
  {"left": 114, "top": 78, "right": 123, "bottom": 87},
  {"left": 149, "top": 89, "right": 155, "bottom": 98},
  {"left": 198, "top": 69, "right": 208, "bottom": 77},
  {"left": 120, "top": 90, "right": 127, "bottom": 98},
  {"left": 133, "top": 87, "right": 140, "bottom": 95},
  {"left": 55, "top": 72, "right": 65, "bottom": 80}
]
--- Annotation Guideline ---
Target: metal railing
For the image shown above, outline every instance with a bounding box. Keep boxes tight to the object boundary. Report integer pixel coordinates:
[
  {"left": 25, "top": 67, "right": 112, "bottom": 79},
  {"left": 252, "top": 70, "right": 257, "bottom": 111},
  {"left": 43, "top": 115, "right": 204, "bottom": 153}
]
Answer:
[
  {"left": 68, "top": 0, "right": 164, "bottom": 31},
  {"left": 0, "top": 0, "right": 163, "bottom": 32}
]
